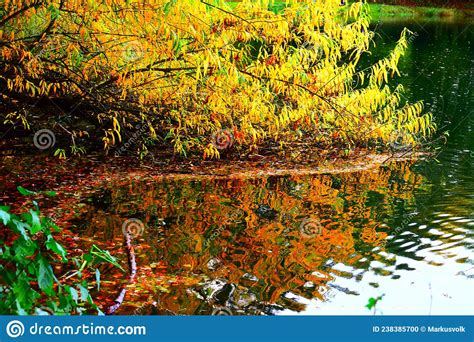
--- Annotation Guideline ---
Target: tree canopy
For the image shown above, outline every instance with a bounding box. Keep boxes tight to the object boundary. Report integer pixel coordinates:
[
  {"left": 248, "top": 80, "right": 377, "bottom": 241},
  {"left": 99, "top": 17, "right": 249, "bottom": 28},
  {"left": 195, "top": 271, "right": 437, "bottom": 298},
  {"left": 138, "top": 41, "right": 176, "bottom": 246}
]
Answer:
[{"left": 0, "top": 0, "right": 436, "bottom": 158}]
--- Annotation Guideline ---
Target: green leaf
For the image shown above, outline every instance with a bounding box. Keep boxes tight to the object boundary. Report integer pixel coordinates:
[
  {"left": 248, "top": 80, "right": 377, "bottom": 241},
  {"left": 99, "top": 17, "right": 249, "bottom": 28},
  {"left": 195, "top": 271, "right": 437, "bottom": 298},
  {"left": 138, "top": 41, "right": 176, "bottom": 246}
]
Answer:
[
  {"left": 13, "top": 271, "right": 38, "bottom": 311},
  {"left": 83, "top": 253, "right": 93, "bottom": 263},
  {"left": 163, "top": 0, "right": 177, "bottom": 14},
  {"left": 58, "top": 286, "right": 71, "bottom": 310},
  {"left": 366, "top": 297, "right": 377, "bottom": 310},
  {"left": 9, "top": 219, "right": 31, "bottom": 240},
  {"left": 0, "top": 245, "right": 11, "bottom": 260},
  {"left": 69, "top": 286, "right": 79, "bottom": 303},
  {"left": 90, "top": 245, "right": 124, "bottom": 271},
  {"left": 13, "top": 238, "right": 36, "bottom": 258},
  {"left": 29, "top": 209, "right": 42, "bottom": 234},
  {"left": 47, "top": 4, "right": 60, "bottom": 20},
  {"left": 95, "top": 268, "right": 100, "bottom": 291},
  {"left": 44, "top": 191, "right": 57, "bottom": 197},
  {"left": 45, "top": 236, "right": 67, "bottom": 259},
  {"left": 78, "top": 284, "right": 89, "bottom": 301},
  {"left": 0, "top": 206, "right": 11, "bottom": 225},
  {"left": 37, "top": 258, "right": 54, "bottom": 291},
  {"left": 366, "top": 295, "right": 384, "bottom": 310},
  {"left": 15, "top": 301, "right": 28, "bottom": 316},
  {"left": 17, "top": 186, "right": 36, "bottom": 196}
]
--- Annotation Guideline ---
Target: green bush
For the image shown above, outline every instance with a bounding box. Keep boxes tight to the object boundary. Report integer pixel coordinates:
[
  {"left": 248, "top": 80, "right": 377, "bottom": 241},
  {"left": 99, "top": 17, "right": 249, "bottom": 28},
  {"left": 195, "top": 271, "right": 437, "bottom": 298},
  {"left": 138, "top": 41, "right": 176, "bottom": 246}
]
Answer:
[{"left": 0, "top": 188, "right": 118, "bottom": 315}]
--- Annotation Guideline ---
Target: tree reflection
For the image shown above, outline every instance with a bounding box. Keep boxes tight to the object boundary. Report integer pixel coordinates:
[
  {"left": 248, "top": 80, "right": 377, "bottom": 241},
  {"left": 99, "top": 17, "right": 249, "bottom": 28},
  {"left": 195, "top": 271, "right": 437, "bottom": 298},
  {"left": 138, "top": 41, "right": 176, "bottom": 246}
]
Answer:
[{"left": 77, "top": 161, "right": 429, "bottom": 314}]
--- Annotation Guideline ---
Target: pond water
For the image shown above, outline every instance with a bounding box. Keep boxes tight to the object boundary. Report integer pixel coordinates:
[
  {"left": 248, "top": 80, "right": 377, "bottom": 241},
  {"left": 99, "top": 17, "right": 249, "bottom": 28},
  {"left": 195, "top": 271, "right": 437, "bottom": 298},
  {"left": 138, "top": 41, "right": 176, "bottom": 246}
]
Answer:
[{"left": 76, "top": 19, "right": 473, "bottom": 315}]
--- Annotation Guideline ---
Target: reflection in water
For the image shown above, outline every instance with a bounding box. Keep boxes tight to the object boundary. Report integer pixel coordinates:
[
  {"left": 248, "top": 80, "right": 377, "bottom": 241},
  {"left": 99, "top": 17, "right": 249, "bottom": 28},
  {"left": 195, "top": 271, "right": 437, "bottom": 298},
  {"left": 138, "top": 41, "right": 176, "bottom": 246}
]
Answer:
[
  {"left": 72, "top": 20, "right": 473, "bottom": 315},
  {"left": 76, "top": 160, "right": 472, "bottom": 315}
]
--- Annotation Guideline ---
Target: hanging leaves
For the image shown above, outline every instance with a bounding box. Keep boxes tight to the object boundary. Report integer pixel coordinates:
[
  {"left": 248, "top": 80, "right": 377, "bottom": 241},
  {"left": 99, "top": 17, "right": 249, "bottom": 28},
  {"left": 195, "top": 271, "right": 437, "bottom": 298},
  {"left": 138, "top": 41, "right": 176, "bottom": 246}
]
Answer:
[{"left": 0, "top": 0, "right": 435, "bottom": 158}]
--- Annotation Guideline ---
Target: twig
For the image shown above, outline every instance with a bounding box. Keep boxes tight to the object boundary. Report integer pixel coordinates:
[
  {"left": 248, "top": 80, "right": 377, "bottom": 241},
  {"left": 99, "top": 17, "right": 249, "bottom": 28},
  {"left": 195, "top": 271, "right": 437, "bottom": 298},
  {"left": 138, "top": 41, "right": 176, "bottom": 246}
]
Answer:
[{"left": 106, "top": 230, "right": 137, "bottom": 315}]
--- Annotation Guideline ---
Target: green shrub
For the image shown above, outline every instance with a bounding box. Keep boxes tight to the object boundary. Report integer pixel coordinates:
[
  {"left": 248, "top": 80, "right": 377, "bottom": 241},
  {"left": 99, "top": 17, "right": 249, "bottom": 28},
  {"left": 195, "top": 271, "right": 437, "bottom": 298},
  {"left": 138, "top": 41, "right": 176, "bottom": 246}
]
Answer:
[{"left": 0, "top": 188, "right": 117, "bottom": 315}]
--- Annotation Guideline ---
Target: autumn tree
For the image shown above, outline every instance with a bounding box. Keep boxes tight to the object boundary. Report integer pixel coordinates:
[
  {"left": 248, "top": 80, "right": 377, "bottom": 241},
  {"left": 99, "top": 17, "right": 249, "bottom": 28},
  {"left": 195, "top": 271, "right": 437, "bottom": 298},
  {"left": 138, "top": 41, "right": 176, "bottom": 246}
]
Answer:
[{"left": 0, "top": 0, "right": 436, "bottom": 158}]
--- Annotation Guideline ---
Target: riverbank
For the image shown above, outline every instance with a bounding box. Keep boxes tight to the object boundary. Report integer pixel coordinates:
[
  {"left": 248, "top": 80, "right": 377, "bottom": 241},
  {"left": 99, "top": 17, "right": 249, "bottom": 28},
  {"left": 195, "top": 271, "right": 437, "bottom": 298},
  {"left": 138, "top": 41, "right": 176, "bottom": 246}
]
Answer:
[
  {"left": 0, "top": 148, "right": 426, "bottom": 211},
  {"left": 366, "top": 0, "right": 473, "bottom": 10},
  {"left": 0, "top": 149, "right": 427, "bottom": 314},
  {"left": 227, "top": 1, "right": 474, "bottom": 22},
  {"left": 368, "top": 3, "right": 474, "bottom": 22}
]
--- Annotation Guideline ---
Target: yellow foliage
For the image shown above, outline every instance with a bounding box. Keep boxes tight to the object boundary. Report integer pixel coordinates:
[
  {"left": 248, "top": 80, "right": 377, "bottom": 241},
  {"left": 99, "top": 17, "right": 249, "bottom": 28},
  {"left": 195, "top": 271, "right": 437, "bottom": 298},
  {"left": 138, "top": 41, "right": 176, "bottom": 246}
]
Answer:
[{"left": 0, "top": 0, "right": 436, "bottom": 157}]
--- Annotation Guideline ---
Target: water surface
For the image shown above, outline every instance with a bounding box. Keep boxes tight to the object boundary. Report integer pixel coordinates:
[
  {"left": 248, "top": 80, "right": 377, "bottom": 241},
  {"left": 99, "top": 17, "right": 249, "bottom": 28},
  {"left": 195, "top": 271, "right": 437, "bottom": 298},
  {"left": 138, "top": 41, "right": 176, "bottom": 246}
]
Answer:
[{"left": 77, "top": 19, "right": 473, "bottom": 315}]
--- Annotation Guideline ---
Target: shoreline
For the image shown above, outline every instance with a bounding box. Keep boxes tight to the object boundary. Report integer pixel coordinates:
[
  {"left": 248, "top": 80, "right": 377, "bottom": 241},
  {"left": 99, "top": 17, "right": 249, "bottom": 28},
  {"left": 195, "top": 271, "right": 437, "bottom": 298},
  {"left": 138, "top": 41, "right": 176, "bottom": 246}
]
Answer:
[
  {"left": 367, "top": 3, "right": 474, "bottom": 22},
  {"left": 0, "top": 149, "right": 428, "bottom": 206},
  {"left": 227, "top": 2, "right": 474, "bottom": 21}
]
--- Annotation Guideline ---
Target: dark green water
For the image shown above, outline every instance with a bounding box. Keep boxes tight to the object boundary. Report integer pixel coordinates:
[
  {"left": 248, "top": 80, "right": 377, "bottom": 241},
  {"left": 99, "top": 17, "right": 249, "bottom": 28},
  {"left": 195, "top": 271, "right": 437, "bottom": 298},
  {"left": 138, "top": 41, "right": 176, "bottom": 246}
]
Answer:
[{"left": 77, "top": 20, "right": 473, "bottom": 315}]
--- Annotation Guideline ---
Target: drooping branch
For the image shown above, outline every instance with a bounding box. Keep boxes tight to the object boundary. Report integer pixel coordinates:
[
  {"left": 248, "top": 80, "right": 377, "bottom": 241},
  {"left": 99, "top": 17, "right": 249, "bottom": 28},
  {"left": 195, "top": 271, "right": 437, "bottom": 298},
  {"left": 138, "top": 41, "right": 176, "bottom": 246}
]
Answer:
[{"left": 0, "top": 1, "right": 45, "bottom": 28}]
